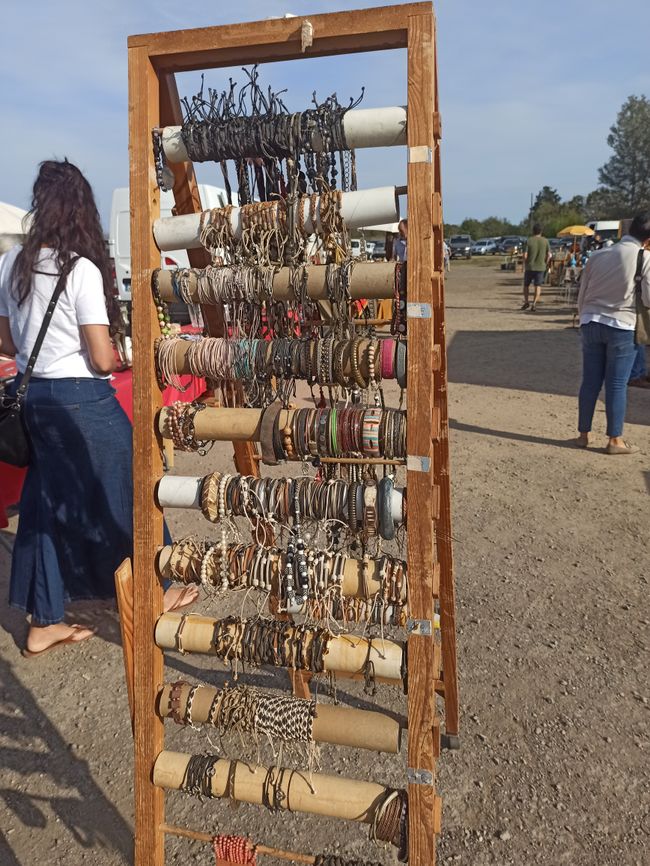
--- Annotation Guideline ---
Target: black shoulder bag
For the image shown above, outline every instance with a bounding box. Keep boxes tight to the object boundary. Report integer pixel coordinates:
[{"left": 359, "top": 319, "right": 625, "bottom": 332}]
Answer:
[
  {"left": 634, "top": 247, "right": 650, "bottom": 346},
  {"left": 0, "top": 257, "right": 79, "bottom": 467}
]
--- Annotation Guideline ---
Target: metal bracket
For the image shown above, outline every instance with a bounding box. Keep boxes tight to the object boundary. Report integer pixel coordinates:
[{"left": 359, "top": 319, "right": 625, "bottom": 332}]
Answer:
[
  {"left": 406, "top": 455, "right": 431, "bottom": 473},
  {"left": 407, "top": 302, "right": 432, "bottom": 319},
  {"left": 441, "top": 734, "right": 461, "bottom": 751},
  {"left": 408, "top": 146, "right": 432, "bottom": 164},
  {"left": 407, "top": 767, "right": 434, "bottom": 786},
  {"left": 407, "top": 618, "right": 432, "bottom": 636}
]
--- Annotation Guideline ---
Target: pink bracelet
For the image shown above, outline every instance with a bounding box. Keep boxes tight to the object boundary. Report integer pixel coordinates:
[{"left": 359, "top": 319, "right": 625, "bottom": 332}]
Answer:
[{"left": 381, "top": 338, "right": 395, "bottom": 380}]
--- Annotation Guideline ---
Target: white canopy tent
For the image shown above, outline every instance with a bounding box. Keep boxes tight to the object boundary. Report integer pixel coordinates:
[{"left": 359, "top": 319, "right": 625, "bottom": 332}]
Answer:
[{"left": 0, "top": 202, "right": 29, "bottom": 254}]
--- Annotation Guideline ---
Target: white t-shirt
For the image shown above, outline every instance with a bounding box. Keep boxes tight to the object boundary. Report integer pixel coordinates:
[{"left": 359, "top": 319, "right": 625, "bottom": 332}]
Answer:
[{"left": 0, "top": 246, "right": 110, "bottom": 378}]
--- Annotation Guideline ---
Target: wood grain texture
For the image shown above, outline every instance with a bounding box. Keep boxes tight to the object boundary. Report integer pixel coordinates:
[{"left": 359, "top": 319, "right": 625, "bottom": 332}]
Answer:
[
  {"left": 128, "top": 4, "right": 430, "bottom": 70},
  {"left": 406, "top": 12, "right": 438, "bottom": 866},
  {"left": 430, "top": 13, "right": 459, "bottom": 739},
  {"left": 114, "top": 558, "right": 135, "bottom": 731},
  {"left": 129, "top": 45, "right": 166, "bottom": 866}
]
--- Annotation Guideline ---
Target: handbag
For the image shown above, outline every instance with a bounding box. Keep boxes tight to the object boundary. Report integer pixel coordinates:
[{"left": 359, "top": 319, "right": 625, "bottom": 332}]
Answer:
[
  {"left": 634, "top": 247, "right": 650, "bottom": 345},
  {"left": 0, "top": 257, "right": 79, "bottom": 467}
]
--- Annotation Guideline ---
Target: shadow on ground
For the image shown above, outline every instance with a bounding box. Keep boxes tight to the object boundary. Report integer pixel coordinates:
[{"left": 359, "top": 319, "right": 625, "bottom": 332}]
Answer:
[{"left": 448, "top": 328, "right": 650, "bottom": 427}]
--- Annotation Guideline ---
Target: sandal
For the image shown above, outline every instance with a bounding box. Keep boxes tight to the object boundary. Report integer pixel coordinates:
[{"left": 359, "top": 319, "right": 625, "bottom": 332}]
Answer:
[{"left": 606, "top": 441, "right": 640, "bottom": 455}]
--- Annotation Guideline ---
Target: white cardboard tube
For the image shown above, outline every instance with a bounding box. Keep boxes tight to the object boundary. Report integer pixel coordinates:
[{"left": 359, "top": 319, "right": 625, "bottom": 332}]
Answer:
[
  {"left": 161, "top": 105, "right": 407, "bottom": 163},
  {"left": 156, "top": 474, "right": 404, "bottom": 523},
  {"left": 153, "top": 186, "right": 398, "bottom": 252}
]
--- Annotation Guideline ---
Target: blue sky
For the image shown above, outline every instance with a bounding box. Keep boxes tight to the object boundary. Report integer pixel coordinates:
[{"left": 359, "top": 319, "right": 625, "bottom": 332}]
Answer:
[{"left": 1, "top": 0, "right": 649, "bottom": 226}]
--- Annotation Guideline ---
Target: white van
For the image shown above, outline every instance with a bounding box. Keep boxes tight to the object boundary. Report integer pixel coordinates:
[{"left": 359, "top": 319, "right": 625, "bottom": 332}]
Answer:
[
  {"left": 108, "top": 184, "right": 230, "bottom": 304},
  {"left": 586, "top": 220, "right": 621, "bottom": 242}
]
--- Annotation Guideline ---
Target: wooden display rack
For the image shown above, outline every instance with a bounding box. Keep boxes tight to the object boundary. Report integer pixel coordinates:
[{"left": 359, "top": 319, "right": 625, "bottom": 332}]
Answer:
[{"left": 127, "top": 4, "right": 458, "bottom": 865}]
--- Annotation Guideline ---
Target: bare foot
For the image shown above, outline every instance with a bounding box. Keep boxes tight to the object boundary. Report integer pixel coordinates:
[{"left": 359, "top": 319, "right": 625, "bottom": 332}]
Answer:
[
  {"left": 24, "top": 622, "right": 96, "bottom": 656},
  {"left": 163, "top": 584, "right": 200, "bottom": 613}
]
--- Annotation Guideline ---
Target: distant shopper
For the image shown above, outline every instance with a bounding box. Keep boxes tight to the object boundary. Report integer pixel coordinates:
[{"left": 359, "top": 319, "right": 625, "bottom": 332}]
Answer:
[
  {"left": 521, "top": 224, "right": 551, "bottom": 311},
  {"left": 575, "top": 212, "right": 650, "bottom": 454},
  {"left": 393, "top": 219, "right": 408, "bottom": 262},
  {"left": 443, "top": 240, "right": 450, "bottom": 271}
]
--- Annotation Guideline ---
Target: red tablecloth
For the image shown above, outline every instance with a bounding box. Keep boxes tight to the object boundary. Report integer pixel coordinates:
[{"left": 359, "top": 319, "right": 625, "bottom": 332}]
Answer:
[{"left": 0, "top": 369, "right": 205, "bottom": 528}]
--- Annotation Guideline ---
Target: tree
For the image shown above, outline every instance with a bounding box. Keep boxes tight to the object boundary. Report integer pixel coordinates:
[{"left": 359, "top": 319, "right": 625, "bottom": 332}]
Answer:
[
  {"left": 598, "top": 95, "right": 650, "bottom": 214},
  {"left": 531, "top": 186, "right": 561, "bottom": 212}
]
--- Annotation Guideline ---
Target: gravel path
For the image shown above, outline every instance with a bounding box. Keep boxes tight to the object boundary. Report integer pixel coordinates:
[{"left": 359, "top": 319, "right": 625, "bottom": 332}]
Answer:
[{"left": 1, "top": 262, "right": 648, "bottom": 865}]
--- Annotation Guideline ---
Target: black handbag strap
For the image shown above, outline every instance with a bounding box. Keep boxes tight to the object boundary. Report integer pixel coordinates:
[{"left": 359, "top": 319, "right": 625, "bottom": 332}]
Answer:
[
  {"left": 15, "top": 256, "right": 80, "bottom": 401},
  {"left": 634, "top": 247, "right": 645, "bottom": 297}
]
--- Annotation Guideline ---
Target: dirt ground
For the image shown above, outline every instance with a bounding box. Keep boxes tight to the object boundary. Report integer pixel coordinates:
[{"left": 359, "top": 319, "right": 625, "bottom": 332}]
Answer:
[{"left": 1, "top": 262, "right": 648, "bottom": 866}]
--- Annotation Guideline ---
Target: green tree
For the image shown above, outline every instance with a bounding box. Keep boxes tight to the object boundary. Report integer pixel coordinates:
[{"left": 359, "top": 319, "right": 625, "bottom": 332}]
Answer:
[
  {"left": 598, "top": 94, "right": 650, "bottom": 213},
  {"left": 531, "top": 186, "right": 561, "bottom": 213}
]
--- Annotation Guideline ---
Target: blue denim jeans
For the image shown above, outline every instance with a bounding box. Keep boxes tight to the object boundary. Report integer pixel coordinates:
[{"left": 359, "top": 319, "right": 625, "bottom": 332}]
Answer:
[
  {"left": 629, "top": 343, "right": 648, "bottom": 381},
  {"left": 578, "top": 323, "right": 637, "bottom": 437}
]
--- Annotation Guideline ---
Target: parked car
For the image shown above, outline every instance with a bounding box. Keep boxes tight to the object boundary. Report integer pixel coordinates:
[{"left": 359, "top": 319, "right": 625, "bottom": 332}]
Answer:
[
  {"left": 449, "top": 234, "right": 473, "bottom": 259},
  {"left": 498, "top": 235, "right": 525, "bottom": 255},
  {"left": 471, "top": 239, "right": 498, "bottom": 256},
  {"left": 371, "top": 241, "right": 387, "bottom": 260}
]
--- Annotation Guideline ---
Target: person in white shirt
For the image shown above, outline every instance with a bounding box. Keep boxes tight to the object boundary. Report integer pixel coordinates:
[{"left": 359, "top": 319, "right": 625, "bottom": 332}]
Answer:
[
  {"left": 575, "top": 213, "right": 650, "bottom": 454},
  {"left": 0, "top": 160, "right": 197, "bottom": 657}
]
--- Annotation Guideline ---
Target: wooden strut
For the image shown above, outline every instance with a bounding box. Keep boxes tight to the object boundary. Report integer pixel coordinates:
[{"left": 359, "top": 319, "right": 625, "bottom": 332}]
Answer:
[{"left": 160, "top": 824, "right": 316, "bottom": 864}]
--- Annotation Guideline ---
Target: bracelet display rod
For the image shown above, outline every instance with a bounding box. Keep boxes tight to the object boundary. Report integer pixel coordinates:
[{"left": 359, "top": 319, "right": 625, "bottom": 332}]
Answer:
[
  {"left": 158, "top": 681, "right": 401, "bottom": 753},
  {"left": 160, "top": 105, "right": 408, "bottom": 163},
  {"left": 154, "top": 750, "right": 406, "bottom": 850},
  {"left": 154, "top": 187, "right": 399, "bottom": 251},
  {"left": 155, "top": 612, "right": 404, "bottom": 683}
]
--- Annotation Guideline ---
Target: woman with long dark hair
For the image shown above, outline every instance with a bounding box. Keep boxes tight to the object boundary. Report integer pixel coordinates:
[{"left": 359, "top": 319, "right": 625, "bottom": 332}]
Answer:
[{"left": 0, "top": 160, "right": 197, "bottom": 656}]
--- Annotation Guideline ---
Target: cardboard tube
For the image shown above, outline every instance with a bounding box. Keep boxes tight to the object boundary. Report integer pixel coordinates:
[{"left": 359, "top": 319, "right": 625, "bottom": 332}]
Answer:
[
  {"left": 161, "top": 106, "right": 407, "bottom": 163},
  {"left": 155, "top": 475, "right": 405, "bottom": 524},
  {"left": 155, "top": 261, "right": 395, "bottom": 302},
  {"left": 164, "top": 337, "right": 389, "bottom": 383},
  {"left": 158, "top": 683, "right": 400, "bottom": 753},
  {"left": 153, "top": 187, "right": 398, "bottom": 251},
  {"left": 157, "top": 545, "right": 406, "bottom": 601},
  {"left": 154, "top": 750, "right": 390, "bottom": 823},
  {"left": 155, "top": 612, "right": 403, "bottom": 681}
]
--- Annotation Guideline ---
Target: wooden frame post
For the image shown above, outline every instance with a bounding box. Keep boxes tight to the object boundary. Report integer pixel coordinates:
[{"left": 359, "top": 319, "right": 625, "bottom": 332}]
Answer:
[{"left": 128, "top": 45, "right": 166, "bottom": 866}]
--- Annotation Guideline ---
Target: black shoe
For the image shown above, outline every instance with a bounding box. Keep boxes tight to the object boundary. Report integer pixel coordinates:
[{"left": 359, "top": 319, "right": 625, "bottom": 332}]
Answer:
[
  {"left": 530, "top": 303, "right": 536, "bottom": 312},
  {"left": 520, "top": 302, "right": 530, "bottom": 310}
]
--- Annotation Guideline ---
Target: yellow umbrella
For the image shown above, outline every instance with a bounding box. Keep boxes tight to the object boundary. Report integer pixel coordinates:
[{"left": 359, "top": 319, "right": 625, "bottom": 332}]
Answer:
[{"left": 557, "top": 225, "right": 595, "bottom": 237}]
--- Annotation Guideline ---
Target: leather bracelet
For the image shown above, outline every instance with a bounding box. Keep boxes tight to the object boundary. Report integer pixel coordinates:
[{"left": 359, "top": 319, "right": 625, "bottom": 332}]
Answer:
[
  {"left": 381, "top": 338, "right": 395, "bottom": 380},
  {"left": 378, "top": 475, "right": 396, "bottom": 540},
  {"left": 259, "top": 403, "right": 284, "bottom": 465},
  {"left": 396, "top": 340, "right": 407, "bottom": 389},
  {"left": 363, "top": 483, "right": 378, "bottom": 536}
]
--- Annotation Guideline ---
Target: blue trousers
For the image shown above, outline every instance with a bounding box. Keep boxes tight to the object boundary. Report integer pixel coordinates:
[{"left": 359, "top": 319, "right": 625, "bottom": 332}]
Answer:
[
  {"left": 629, "top": 343, "right": 648, "bottom": 380},
  {"left": 578, "top": 323, "right": 636, "bottom": 438}
]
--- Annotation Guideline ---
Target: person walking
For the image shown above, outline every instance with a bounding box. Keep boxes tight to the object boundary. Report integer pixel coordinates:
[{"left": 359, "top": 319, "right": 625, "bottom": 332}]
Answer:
[
  {"left": 574, "top": 212, "right": 650, "bottom": 454},
  {"left": 521, "top": 223, "right": 551, "bottom": 311},
  {"left": 0, "top": 160, "right": 197, "bottom": 657}
]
